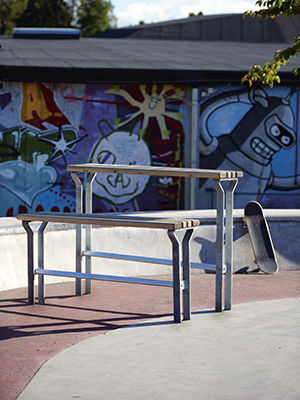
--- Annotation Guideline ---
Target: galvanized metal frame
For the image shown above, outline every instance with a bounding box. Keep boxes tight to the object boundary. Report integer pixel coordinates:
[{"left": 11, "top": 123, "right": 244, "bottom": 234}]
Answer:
[
  {"left": 70, "top": 170, "right": 238, "bottom": 313},
  {"left": 213, "top": 178, "right": 238, "bottom": 312},
  {"left": 21, "top": 166, "right": 239, "bottom": 321},
  {"left": 22, "top": 219, "right": 193, "bottom": 323},
  {"left": 224, "top": 179, "right": 238, "bottom": 310},
  {"left": 37, "top": 221, "right": 48, "bottom": 304},
  {"left": 71, "top": 172, "right": 83, "bottom": 296},
  {"left": 22, "top": 221, "right": 34, "bottom": 305},
  {"left": 84, "top": 172, "right": 96, "bottom": 294}
]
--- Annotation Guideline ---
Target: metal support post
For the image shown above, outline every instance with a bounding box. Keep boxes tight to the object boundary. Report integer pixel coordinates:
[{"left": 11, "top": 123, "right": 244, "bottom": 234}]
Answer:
[
  {"left": 182, "top": 228, "right": 193, "bottom": 320},
  {"left": 37, "top": 222, "right": 48, "bottom": 304},
  {"left": 71, "top": 172, "right": 83, "bottom": 296},
  {"left": 85, "top": 172, "right": 96, "bottom": 294},
  {"left": 22, "top": 221, "right": 34, "bottom": 304},
  {"left": 167, "top": 230, "right": 182, "bottom": 323},
  {"left": 212, "top": 180, "right": 225, "bottom": 312},
  {"left": 224, "top": 179, "right": 238, "bottom": 310}
]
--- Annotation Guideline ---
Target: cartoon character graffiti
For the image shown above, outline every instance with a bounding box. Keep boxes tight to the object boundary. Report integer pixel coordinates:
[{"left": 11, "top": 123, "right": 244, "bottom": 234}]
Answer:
[
  {"left": 105, "top": 84, "right": 184, "bottom": 140},
  {"left": 198, "top": 87, "right": 299, "bottom": 208},
  {"left": 88, "top": 120, "right": 152, "bottom": 205},
  {"left": 0, "top": 125, "right": 83, "bottom": 215},
  {"left": 0, "top": 82, "right": 85, "bottom": 216}
]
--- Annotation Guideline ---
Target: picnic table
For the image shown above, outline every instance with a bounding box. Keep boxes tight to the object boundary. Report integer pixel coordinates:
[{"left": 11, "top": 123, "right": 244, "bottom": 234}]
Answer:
[{"left": 66, "top": 163, "right": 243, "bottom": 312}]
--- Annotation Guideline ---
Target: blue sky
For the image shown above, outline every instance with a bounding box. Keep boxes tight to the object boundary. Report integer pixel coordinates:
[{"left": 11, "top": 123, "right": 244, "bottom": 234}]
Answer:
[{"left": 111, "top": 0, "right": 259, "bottom": 27}]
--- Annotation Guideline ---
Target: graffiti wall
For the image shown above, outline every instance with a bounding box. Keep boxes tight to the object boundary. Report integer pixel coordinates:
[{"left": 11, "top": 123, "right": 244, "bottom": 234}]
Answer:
[
  {"left": 0, "top": 82, "right": 186, "bottom": 217},
  {"left": 1, "top": 81, "right": 299, "bottom": 217},
  {"left": 198, "top": 86, "right": 300, "bottom": 209}
]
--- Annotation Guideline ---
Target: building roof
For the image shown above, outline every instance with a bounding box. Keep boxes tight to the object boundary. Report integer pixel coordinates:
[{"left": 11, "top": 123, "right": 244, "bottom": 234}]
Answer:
[
  {"left": 0, "top": 13, "right": 299, "bottom": 85},
  {"left": 97, "top": 13, "right": 300, "bottom": 43}
]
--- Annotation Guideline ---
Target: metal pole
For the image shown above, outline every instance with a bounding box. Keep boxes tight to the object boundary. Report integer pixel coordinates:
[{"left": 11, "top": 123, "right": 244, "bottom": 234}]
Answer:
[
  {"left": 168, "top": 230, "right": 182, "bottom": 323},
  {"left": 224, "top": 179, "right": 238, "bottom": 310},
  {"left": 212, "top": 180, "right": 225, "bottom": 312},
  {"left": 38, "top": 222, "right": 48, "bottom": 304},
  {"left": 71, "top": 172, "right": 83, "bottom": 296},
  {"left": 182, "top": 228, "right": 193, "bottom": 320},
  {"left": 85, "top": 172, "right": 96, "bottom": 294},
  {"left": 22, "top": 221, "right": 34, "bottom": 304},
  {"left": 190, "top": 87, "right": 199, "bottom": 209}
]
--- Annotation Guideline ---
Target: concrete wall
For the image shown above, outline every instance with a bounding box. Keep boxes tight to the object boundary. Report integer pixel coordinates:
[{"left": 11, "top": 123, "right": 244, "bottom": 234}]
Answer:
[{"left": 1, "top": 209, "right": 299, "bottom": 292}]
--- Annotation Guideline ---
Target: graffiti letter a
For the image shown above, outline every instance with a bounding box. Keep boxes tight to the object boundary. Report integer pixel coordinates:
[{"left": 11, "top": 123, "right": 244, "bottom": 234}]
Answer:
[{"left": 21, "top": 83, "right": 70, "bottom": 130}]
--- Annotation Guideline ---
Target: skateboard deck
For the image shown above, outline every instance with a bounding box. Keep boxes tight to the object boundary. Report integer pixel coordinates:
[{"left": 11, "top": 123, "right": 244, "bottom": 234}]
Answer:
[{"left": 244, "top": 201, "right": 278, "bottom": 274}]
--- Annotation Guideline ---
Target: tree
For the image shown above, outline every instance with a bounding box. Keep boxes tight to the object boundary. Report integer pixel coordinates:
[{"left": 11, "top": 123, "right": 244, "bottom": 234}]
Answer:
[
  {"left": 188, "top": 12, "right": 203, "bottom": 17},
  {"left": 77, "top": 0, "right": 117, "bottom": 37},
  {"left": 16, "top": 0, "right": 74, "bottom": 28},
  {"left": 0, "top": 0, "right": 28, "bottom": 35},
  {"left": 242, "top": 0, "right": 300, "bottom": 87}
]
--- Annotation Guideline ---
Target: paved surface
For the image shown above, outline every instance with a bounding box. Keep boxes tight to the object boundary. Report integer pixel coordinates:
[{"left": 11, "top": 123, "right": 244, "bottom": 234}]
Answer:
[
  {"left": 18, "top": 298, "right": 300, "bottom": 400},
  {"left": 1, "top": 271, "right": 300, "bottom": 400}
]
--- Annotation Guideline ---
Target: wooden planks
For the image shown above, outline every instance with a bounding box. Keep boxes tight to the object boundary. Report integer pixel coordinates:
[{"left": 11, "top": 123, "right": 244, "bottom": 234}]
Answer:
[
  {"left": 17, "top": 212, "right": 200, "bottom": 230},
  {"left": 66, "top": 163, "right": 243, "bottom": 179}
]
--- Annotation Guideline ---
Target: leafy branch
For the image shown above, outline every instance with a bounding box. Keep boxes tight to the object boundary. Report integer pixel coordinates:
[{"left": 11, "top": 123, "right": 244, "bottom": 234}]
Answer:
[{"left": 242, "top": 0, "right": 300, "bottom": 87}]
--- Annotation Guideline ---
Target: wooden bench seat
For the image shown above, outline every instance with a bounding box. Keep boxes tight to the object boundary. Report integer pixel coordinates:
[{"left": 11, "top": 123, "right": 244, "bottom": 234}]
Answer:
[
  {"left": 18, "top": 211, "right": 199, "bottom": 229},
  {"left": 17, "top": 212, "right": 199, "bottom": 323}
]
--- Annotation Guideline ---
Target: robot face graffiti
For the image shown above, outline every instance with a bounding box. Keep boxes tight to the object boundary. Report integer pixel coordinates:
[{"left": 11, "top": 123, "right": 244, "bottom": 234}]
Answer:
[
  {"left": 265, "top": 114, "right": 295, "bottom": 150},
  {"left": 89, "top": 130, "right": 151, "bottom": 205},
  {"left": 241, "top": 107, "right": 296, "bottom": 164}
]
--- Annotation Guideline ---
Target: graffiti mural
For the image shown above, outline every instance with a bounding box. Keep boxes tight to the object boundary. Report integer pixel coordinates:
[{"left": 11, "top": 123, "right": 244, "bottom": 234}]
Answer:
[
  {"left": 198, "top": 86, "right": 300, "bottom": 209},
  {"left": 89, "top": 120, "right": 151, "bottom": 205},
  {"left": 0, "top": 82, "right": 186, "bottom": 216},
  {"left": 1, "top": 80, "right": 299, "bottom": 216}
]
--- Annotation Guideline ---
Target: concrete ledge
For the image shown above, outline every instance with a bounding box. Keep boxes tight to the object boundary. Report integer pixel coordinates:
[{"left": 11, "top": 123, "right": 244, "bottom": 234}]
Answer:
[{"left": 1, "top": 209, "right": 299, "bottom": 292}]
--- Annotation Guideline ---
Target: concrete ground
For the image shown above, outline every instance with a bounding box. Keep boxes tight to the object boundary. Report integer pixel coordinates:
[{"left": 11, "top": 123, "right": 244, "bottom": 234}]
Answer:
[{"left": 1, "top": 271, "right": 300, "bottom": 400}]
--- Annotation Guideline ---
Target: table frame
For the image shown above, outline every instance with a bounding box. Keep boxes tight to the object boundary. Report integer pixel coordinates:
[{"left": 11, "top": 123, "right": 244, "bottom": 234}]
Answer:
[{"left": 67, "top": 163, "right": 241, "bottom": 312}]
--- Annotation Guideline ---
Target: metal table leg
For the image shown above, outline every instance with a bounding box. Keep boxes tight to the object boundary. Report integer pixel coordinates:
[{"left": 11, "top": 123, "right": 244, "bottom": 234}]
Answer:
[
  {"left": 213, "top": 180, "right": 225, "bottom": 312},
  {"left": 224, "top": 179, "right": 238, "bottom": 310},
  {"left": 71, "top": 172, "right": 83, "bottom": 296},
  {"left": 22, "top": 221, "right": 34, "bottom": 305},
  {"left": 168, "top": 230, "right": 182, "bottom": 323},
  {"left": 85, "top": 172, "right": 96, "bottom": 294},
  {"left": 182, "top": 228, "right": 193, "bottom": 320},
  {"left": 38, "top": 222, "right": 48, "bottom": 304}
]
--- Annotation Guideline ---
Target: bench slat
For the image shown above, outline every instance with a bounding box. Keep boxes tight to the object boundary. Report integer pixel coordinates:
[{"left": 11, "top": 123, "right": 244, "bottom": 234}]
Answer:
[
  {"left": 66, "top": 163, "right": 243, "bottom": 179},
  {"left": 17, "top": 212, "right": 199, "bottom": 230},
  {"left": 91, "top": 213, "right": 199, "bottom": 227}
]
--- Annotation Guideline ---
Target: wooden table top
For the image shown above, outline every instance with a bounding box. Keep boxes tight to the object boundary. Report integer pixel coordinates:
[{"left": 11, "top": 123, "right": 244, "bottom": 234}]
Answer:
[{"left": 66, "top": 163, "right": 243, "bottom": 180}]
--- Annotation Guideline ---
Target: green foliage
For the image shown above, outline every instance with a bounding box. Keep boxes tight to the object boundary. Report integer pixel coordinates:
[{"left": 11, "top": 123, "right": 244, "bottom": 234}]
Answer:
[
  {"left": 0, "top": 0, "right": 117, "bottom": 37},
  {"left": 16, "top": 0, "right": 74, "bottom": 28},
  {"left": 242, "top": 0, "right": 300, "bottom": 87},
  {"left": 245, "top": 0, "right": 300, "bottom": 18},
  {"left": 189, "top": 12, "right": 203, "bottom": 17},
  {"left": 77, "top": 0, "right": 117, "bottom": 37},
  {"left": 0, "top": 0, "right": 28, "bottom": 35}
]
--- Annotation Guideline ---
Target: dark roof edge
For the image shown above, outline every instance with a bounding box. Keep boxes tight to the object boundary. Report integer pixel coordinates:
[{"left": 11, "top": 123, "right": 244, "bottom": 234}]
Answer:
[{"left": 0, "top": 66, "right": 299, "bottom": 86}]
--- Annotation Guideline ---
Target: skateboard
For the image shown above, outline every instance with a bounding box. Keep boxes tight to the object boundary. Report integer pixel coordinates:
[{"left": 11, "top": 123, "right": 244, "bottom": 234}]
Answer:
[{"left": 244, "top": 201, "right": 279, "bottom": 274}]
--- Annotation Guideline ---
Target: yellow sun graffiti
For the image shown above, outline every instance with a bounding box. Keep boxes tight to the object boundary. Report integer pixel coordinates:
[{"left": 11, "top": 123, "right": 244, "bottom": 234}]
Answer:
[{"left": 105, "top": 84, "right": 184, "bottom": 140}]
